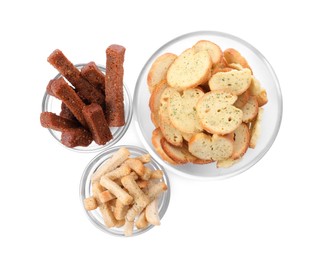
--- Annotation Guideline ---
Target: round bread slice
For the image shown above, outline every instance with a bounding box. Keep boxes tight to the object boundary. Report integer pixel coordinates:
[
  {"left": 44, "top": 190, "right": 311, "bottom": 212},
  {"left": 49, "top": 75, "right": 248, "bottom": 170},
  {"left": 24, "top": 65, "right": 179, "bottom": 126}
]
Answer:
[
  {"left": 168, "top": 88, "right": 204, "bottom": 134},
  {"left": 241, "top": 95, "right": 258, "bottom": 123},
  {"left": 188, "top": 133, "right": 234, "bottom": 161},
  {"left": 196, "top": 91, "right": 243, "bottom": 135},
  {"left": 234, "top": 90, "right": 250, "bottom": 109},
  {"left": 166, "top": 48, "right": 212, "bottom": 91},
  {"left": 193, "top": 40, "right": 223, "bottom": 66},
  {"left": 158, "top": 87, "right": 183, "bottom": 146},
  {"left": 232, "top": 123, "right": 250, "bottom": 159},
  {"left": 147, "top": 53, "right": 177, "bottom": 93},
  {"left": 223, "top": 48, "right": 252, "bottom": 72},
  {"left": 248, "top": 76, "right": 268, "bottom": 107},
  {"left": 151, "top": 128, "right": 177, "bottom": 165},
  {"left": 216, "top": 158, "right": 241, "bottom": 168},
  {"left": 160, "top": 138, "right": 197, "bottom": 164},
  {"left": 249, "top": 107, "right": 264, "bottom": 148},
  {"left": 149, "top": 80, "right": 169, "bottom": 127},
  {"left": 209, "top": 68, "right": 252, "bottom": 95}
]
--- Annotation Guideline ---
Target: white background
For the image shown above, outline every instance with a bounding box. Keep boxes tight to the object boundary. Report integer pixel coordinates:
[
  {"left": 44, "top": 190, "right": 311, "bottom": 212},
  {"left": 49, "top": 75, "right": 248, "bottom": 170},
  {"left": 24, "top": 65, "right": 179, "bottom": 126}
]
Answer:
[{"left": 1, "top": 0, "right": 313, "bottom": 259}]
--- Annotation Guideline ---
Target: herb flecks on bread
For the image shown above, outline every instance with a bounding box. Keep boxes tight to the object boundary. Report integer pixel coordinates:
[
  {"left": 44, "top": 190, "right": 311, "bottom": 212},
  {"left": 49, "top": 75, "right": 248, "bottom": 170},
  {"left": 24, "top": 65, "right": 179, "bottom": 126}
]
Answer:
[{"left": 146, "top": 40, "right": 268, "bottom": 167}]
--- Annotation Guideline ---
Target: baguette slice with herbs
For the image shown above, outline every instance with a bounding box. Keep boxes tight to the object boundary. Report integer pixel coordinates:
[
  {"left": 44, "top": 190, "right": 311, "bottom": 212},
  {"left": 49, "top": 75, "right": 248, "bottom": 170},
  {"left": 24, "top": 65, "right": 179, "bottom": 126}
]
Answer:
[
  {"left": 196, "top": 91, "right": 243, "bottom": 135},
  {"left": 167, "top": 48, "right": 212, "bottom": 91},
  {"left": 147, "top": 53, "right": 177, "bottom": 93},
  {"left": 209, "top": 68, "right": 252, "bottom": 95},
  {"left": 188, "top": 133, "right": 234, "bottom": 161},
  {"left": 168, "top": 88, "right": 204, "bottom": 134}
]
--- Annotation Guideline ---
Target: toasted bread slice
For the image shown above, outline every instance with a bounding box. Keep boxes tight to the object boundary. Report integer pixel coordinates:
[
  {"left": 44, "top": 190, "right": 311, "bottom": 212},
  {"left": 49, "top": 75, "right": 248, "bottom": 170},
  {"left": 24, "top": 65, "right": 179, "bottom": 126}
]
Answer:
[
  {"left": 147, "top": 53, "right": 177, "bottom": 93},
  {"left": 223, "top": 48, "right": 252, "bottom": 72},
  {"left": 216, "top": 158, "right": 241, "bottom": 168},
  {"left": 151, "top": 128, "right": 177, "bottom": 164},
  {"left": 232, "top": 123, "right": 250, "bottom": 159},
  {"left": 158, "top": 87, "right": 183, "bottom": 146},
  {"left": 234, "top": 90, "right": 250, "bottom": 109},
  {"left": 228, "top": 63, "right": 243, "bottom": 70},
  {"left": 209, "top": 68, "right": 252, "bottom": 95},
  {"left": 168, "top": 88, "right": 204, "bottom": 134},
  {"left": 196, "top": 91, "right": 243, "bottom": 135},
  {"left": 161, "top": 138, "right": 198, "bottom": 164},
  {"left": 193, "top": 40, "right": 223, "bottom": 66},
  {"left": 241, "top": 95, "right": 258, "bottom": 123},
  {"left": 181, "top": 132, "right": 193, "bottom": 142},
  {"left": 167, "top": 48, "right": 212, "bottom": 90},
  {"left": 248, "top": 76, "right": 268, "bottom": 107},
  {"left": 188, "top": 133, "right": 234, "bottom": 161},
  {"left": 149, "top": 80, "right": 169, "bottom": 127},
  {"left": 249, "top": 107, "right": 264, "bottom": 148}
]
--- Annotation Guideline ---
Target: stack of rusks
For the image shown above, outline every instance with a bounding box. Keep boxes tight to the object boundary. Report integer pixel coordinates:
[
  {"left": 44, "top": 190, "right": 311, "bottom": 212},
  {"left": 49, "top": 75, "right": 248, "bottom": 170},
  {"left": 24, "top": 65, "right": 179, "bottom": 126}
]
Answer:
[{"left": 147, "top": 40, "right": 268, "bottom": 168}]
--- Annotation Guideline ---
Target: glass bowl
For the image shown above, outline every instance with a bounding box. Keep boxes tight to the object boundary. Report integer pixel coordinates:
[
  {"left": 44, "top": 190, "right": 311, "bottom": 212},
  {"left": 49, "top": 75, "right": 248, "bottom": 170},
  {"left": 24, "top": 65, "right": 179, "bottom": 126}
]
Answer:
[
  {"left": 79, "top": 145, "right": 171, "bottom": 236},
  {"left": 42, "top": 63, "right": 132, "bottom": 152},
  {"left": 134, "top": 31, "right": 283, "bottom": 180}
]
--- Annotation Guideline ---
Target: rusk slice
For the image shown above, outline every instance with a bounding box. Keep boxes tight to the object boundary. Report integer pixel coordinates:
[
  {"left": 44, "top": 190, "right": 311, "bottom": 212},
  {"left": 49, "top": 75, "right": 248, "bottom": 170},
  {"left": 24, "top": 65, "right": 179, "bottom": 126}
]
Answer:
[
  {"left": 160, "top": 138, "right": 198, "bottom": 164},
  {"left": 168, "top": 88, "right": 204, "bottom": 134},
  {"left": 188, "top": 133, "right": 234, "bottom": 161},
  {"left": 223, "top": 48, "right": 252, "bottom": 72},
  {"left": 166, "top": 48, "right": 212, "bottom": 90},
  {"left": 193, "top": 40, "right": 223, "bottom": 66},
  {"left": 216, "top": 158, "right": 241, "bottom": 168},
  {"left": 234, "top": 90, "right": 250, "bottom": 108},
  {"left": 241, "top": 95, "right": 258, "bottom": 123},
  {"left": 149, "top": 80, "right": 169, "bottom": 127},
  {"left": 248, "top": 76, "right": 268, "bottom": 107},
  {"left": 158, "top": 87, "right": 183, "bottom": 146},
  {"left": 151, "top": 128, "right": 177, "bottom": 165},
  {"left": 147, "top": 53, "right": 177, "bottom": 93},
  {"left": 196, "top": 91, "right": 243, "bottom": 135},
  {"left": 249, "top": 107, "right": 264, "bottom": 148},
  {"left": 232, "top": 123, "right": 250, "bottom": 159},
  {"left": 209, "top": 68, "right": 252, "bottom": 95}
]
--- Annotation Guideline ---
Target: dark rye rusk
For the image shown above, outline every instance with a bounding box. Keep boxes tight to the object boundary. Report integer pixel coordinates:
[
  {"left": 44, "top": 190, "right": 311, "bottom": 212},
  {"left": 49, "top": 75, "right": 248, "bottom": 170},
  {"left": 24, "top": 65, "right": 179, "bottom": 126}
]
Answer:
[
  {"left": 82, "top": 103, "right": 112, "bottom": 145},
  {"left": 47, "top": 49, "right": 105, "bottom": 109},
  {"left": 105, "top": 44, "right": 125, "bottom": 127},
  {"left": 50, "top": 77, "right": 87, "bottom": 128}
]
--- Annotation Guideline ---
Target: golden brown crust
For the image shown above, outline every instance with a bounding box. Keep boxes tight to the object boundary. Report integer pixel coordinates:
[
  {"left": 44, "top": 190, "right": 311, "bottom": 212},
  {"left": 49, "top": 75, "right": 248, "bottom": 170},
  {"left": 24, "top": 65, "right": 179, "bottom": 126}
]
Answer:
[{"left": 151, "top": 128, "right": 177, "bottom": 164}]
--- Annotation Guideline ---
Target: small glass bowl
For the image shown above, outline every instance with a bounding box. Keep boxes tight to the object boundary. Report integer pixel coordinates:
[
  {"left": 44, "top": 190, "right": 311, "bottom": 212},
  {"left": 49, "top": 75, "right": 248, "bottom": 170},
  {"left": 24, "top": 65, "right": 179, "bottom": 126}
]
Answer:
[
  {"left": 41, "top": 63, "right": 132, "bottom": 152},
  {"left": 79, "top": 145, "right": 171, "bottom": 236},
  {"left": 134, "top": 31, "right": 283, "bottom": 180}
]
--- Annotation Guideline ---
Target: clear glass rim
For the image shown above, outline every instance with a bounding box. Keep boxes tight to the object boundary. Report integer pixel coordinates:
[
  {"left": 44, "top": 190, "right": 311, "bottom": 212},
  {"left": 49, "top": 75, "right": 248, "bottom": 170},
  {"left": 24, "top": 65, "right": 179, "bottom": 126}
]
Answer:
[
  {"left": 133, "top": 30, "right": 283, "bottom": 181},
  {"left": 79, "top": 145, "right": 171, "bottom": 237},
  {"left": 41, "top": 63, "right": 133, "bottom": 153}
]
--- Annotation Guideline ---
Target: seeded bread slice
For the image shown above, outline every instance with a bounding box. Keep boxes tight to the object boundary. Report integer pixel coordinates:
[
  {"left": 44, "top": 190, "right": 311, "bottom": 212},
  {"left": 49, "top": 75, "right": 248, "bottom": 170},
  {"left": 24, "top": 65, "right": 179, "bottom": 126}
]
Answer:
[
  {"left": 147, "top": 53, "right": 177, "bottom": 93},
  {"left": 232, "top": 123, "right": 250, "bottom": 159},
  {"left": 166, "top": 48, "right": 212, "bottom": 91},
  {"left": 241, "top": 95, "right": 258, "bottom": 123},
  {"left": 151, "top": 128, "right": 177, "bottom": 165},
  {"left": 249, "top": 107, "right": 264, "bottom": 148},
  {"left": 223, "top": 48, "right": 252, "bottom": 72},
  {"left": 161, "top": 138, "right": 198, "bottom": 164},
  {"left": 168, "top": 88, "right": 204, "bottom": 134},
  {"left": 196, "top": 91, "right": 243, "bottom": 135},
  {"left": 209, "top": 68, "right": 252, "bottom": 95},
  {"left": 193, "top": 40, "right": 223, "bottom": 66},
  {"left": 188, "top": 133, "right": 234, "bottom": 161},
  {"left": 248, "top": 76, "right": 268, "bottom": 107},
  {"left": 158, "top": 87, "right": 183, "bottom": 146}
]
